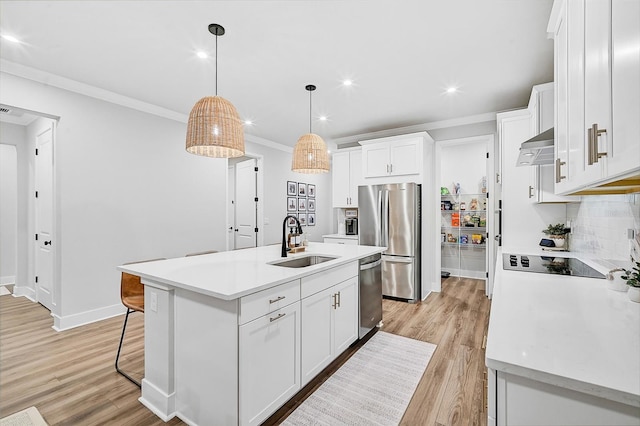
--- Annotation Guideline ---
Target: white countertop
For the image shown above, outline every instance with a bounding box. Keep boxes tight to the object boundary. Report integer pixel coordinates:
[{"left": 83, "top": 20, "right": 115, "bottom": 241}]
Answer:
[
  {"left": 322, "top": 234, "right": 359, "bottom": 240},
  {"left": 118, "top": 243, "right": 384, "bottom": 301},
  {"left": 486, "top": 248, "right": 640, "bottom": 407}
]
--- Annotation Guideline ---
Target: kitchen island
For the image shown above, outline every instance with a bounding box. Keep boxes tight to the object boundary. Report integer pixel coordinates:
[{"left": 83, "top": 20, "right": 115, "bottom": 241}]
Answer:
[
  {"left": 486, "top": 249, "right": 640, "bottom": 425},
  {"left": 118, "top": 243, "right": 385, "bottom": 425}
]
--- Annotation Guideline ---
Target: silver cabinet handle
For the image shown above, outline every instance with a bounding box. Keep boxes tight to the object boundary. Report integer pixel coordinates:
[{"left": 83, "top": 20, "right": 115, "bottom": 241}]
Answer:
[
  {"left": 555, "top": 158, "right": 566, "bottom": 183},
  {"left": 528, "top": 185, "right": 534, "bottom": 199},
  {"left": 336, "top": 291, "right": 341, "bottom": 307},
  {"left": 386, "top": 164, "right": 389, "bottom": 173},
  {"left": 269, "top": 295, "right": 285, "bottom": 304},
  {"left": 587, "top": 127, "right": 594, "bottom": 165},
  {"left": 331, "top": 293, "right": 337, "bottom": 309},
  {"left": 593, "top": 123, "right": 607, "bottom": 162},
  {"left": 269, "top": 312, "right": 286, "bottom": 322},
  {"left": 389, "top": 164, "right": 393, "bottom": 173}
]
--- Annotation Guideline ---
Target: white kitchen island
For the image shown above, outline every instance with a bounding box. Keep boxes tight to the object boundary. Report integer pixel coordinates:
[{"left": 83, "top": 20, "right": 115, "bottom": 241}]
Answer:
[
  {"left": 118, "top": 243, "right": 385, "bottom": 426},
  {"left": 486, "top": 249, "right": 640, "bottom": 425}
]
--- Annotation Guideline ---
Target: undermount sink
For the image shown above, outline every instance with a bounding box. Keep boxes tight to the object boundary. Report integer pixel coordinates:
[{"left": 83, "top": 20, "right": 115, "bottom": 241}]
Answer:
[{"left": 270, "top": 255, "right": 338, "bottom": 268}]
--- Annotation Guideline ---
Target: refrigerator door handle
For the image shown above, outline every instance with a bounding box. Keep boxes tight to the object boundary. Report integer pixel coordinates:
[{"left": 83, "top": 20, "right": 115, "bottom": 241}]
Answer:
[
  {"left": 381, "top": 255, "right": 413, "bottom": 263},
  {"left": 382, "top": 189, "right": 390, "bottom": 248}
]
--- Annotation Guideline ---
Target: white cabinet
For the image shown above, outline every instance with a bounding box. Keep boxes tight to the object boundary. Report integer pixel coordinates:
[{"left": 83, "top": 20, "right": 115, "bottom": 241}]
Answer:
[
  {"left": 300, "top": 265, "right": 358, "bottom": 386},
  {"left": 360, "top": 135, "right": 423, "bottom": 178},
  {"left": 239, "top": 301, "right": 301, "bottom": 426},
  {"left": 323, "top": 235, "right": 358, "bottom": 245},
  {"left": 331, "top": 150, "right": 362, "bottom": 207},
  {"left": 527, "top": 83, "right": 579, "bottom": 203},
  {"left": 491, "top": 370, "right": 640, "bottom": 425},
  {"left": 550, "top": 0, "right": 640, "bottom": 195}
]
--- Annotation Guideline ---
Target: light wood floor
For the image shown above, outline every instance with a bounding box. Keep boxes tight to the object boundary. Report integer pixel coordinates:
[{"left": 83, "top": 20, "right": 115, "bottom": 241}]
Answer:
[{"left": 0, "top": 277, "right": 490, "bottom": 425}]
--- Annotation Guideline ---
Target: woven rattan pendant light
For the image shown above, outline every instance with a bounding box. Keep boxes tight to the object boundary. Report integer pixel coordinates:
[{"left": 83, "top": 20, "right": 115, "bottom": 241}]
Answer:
[
  {"left": 186, "top": 24, "right": 245, "bottom": 158},
  {"left": 291, "top": 85, "right": 330, "bottom": 173}
]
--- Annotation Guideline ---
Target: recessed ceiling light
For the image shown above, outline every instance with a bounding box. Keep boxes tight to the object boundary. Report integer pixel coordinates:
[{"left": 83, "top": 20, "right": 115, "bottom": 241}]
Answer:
[
  {"left": 244, "top": 119, "right": 253, "bottom": 125},
  {"left": 519, "top": 161, "right": 530, "bottom": 165},
  {"left": 446, "top": 87, "right": 457, "bottom": 94},
  {"left": 319, "top": 116, "right": 327, "bottom": 121},
  {"left": 196, "top": 51, "right": 208, "bottom": 59},
  {"left": 522, "top": 152, "right": 534, "bottom": 157},
  {"left": 342, "top": 80, "right": 353, "bottom": 86},
  {"left": 1, "top": 34, "right": 21, "bottom": 43}
]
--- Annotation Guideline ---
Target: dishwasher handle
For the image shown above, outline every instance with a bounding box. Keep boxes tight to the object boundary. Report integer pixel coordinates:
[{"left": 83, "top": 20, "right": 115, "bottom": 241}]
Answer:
[{"left": 360, "top": 259, "right": 382, "bottom": 271}]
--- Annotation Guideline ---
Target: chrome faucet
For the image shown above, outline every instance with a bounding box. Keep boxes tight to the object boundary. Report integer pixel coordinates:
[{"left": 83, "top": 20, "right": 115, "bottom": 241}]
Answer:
[{"left": 282, "top": 215, "right": 303, "bottom": 257}]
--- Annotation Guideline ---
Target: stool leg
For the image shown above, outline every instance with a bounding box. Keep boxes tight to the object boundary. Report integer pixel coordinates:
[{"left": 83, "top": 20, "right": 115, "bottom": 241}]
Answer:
[{"left": 115, "top": 308, "right": 141, "bottom": 387}]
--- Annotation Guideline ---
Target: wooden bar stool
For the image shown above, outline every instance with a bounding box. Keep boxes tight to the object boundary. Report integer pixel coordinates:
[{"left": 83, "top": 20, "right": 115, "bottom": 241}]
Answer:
[{"left": 115, "top": 258, "right": 165, "bottom": 387}]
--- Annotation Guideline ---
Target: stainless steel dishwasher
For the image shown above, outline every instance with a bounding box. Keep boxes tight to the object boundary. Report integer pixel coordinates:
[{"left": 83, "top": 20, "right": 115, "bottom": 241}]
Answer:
[{"left": 359, "top": 253, "right": 383, "bottom": 338}]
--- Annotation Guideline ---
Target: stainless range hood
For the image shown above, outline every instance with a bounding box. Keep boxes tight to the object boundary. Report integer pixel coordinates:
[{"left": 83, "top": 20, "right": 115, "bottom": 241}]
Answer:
[{"left": 516, "top": 127, "right": 554, "bottom": 166}]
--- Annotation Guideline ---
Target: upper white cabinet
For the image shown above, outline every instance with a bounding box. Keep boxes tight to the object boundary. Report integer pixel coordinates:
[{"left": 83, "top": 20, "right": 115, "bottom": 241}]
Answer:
[
  {"left": 360, "top": 133, "right": 425, "bottom": 179},
  {"left": 549, "top": 0, "right": 640, "bottom": 195},
  {"left": 331, "top": 149, "right": 362, "bottom": 208},
  {"left": 527, "top": 83, "right": 579, "bottom": 203}
]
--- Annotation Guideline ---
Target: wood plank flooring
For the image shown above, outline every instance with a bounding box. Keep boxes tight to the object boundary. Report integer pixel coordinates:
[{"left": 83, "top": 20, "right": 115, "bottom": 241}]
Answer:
[{"left": 0, "top": 277, "right": 490, "bottom": 425}]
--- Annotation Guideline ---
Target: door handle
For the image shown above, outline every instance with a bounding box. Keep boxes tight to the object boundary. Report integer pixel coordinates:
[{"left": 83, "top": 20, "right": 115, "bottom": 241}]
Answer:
[
  {"left": 44, "top": 241, "right": 52, "bottom": 246},
  {"left": 555, "top": 158, "right": 566, "bottom": 183},
  {"left": 592, "top": 123, "right": 607, "bottom": 162}
]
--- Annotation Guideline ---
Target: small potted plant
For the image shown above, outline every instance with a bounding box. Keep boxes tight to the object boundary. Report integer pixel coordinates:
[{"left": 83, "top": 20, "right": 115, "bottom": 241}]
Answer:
[
  {"left": 622, "top": 260, "right": 640, "bottom": 303},
  {"left": 542, "top": 223, "right": 570, "bottom": 248}
]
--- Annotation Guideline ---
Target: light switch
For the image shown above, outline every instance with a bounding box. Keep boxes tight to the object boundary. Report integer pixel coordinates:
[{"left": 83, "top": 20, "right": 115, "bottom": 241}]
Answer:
[{"left": 150, "top": 291, "right": 158, "bottom": 312}]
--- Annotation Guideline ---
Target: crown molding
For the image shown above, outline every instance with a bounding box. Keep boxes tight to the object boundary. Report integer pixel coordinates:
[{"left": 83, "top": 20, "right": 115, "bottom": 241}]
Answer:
[
  {"left": 329, "top": 111, "right": 497, "bottom": 146},
  {"left": 1, "top": 59, "right": 293, "bottom": 153}
]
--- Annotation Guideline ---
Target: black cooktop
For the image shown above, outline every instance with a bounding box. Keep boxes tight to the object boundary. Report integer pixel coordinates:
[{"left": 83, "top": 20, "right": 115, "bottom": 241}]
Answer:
[{"left": 502, "top": 254, "right": 606, "bottom": 279}]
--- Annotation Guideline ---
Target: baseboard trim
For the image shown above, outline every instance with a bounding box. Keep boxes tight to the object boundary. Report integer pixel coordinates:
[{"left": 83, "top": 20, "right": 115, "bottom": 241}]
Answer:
[
  {"left": 139, "top": 379, "right": 176, "bottom": 422},
  {"left": 52, "top": 303, "right": 125, "bottom": 331},
  {"left": 12, "top": 285, "right": 36, "bottom": 301},
  {"left": 0, "top": 275, "right": 15, "bottom": 285}
]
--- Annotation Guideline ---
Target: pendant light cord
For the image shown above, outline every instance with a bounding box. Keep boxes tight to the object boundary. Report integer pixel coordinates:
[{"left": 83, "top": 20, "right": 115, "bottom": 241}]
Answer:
[
  {"left": 215, "top": 33, "right": 218, "bottom": 96},
  {"left": 309, "top": 89, "right": 312, "bottom": 134}
]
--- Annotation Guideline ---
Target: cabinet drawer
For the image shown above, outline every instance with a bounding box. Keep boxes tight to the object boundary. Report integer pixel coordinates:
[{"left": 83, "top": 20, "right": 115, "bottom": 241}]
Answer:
[
  {"left": 301, "top": 262, "right": 358, "bottom": 299},
  {"left": 239, "top": 279, "right": 300, "bottom": 325},
  {"left": 323, "top": 237, "right": 358, "bottom": 245}
]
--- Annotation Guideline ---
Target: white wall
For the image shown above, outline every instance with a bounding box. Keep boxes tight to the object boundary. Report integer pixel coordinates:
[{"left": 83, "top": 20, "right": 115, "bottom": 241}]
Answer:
[
  {"left": 244, "top": 139, "right": 331, "bottom": 245},
  {"left": 0, "top": 122, "right": 30, "bottom": 291},
  {"left": 0, "top": 144, "right": 18, "bottom": 284},
  {"left": 1, "top": 72, "right": 228, "bottom": 329}
]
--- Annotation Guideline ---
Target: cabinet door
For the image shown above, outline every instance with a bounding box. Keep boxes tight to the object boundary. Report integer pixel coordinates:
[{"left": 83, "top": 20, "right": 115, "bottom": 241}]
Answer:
[
  {"left": 239, "top": 302, "right": 301, "bottom": 426},
  {"left": 332, "top": 152, "right": 351, "bottom": 208},
  {"left": 583, "top": 0, "right": 609, "bottom": 183},
  {"left": 348, "top": 150, "right": 362, "bottom": 207},
  {"left": 333, "top": 277, "right": 358, "bottom": 355},
  {"left": 389, "top": 139, "right": 420, "bottom": 176},
  {"left": 362, "top": 144, "right": 390, "bottom": 178},
  {"left": 610, "top": 0, "right": 640, "bottom": 178},
  {"left": 300, "top": 287, "right": 334, "bottom": 386},
  {"left": 553, "top": 1, "right": 572, "bottom": 193}
]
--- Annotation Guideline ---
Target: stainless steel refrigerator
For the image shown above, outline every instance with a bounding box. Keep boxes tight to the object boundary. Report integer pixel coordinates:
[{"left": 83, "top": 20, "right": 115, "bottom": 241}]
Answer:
[{"left": 358, "top": 183, "right": 421, "bottom": 302}]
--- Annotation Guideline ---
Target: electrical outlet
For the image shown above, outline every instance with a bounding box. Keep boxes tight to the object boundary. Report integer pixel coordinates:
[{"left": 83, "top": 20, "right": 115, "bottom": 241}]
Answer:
[{"left": 150, "top": 292, "right": 158, "bottom": 312}]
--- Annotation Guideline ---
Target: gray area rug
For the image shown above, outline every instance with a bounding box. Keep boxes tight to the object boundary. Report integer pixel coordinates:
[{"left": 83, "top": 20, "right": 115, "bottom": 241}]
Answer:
[{"left": 282, "top": 331, "right": 437, "bottom": 426}]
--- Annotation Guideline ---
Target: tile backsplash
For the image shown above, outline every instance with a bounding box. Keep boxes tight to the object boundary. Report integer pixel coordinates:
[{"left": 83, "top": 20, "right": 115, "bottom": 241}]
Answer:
[{"left": 567, "top": 194, "right": 640, "bottom": 262}]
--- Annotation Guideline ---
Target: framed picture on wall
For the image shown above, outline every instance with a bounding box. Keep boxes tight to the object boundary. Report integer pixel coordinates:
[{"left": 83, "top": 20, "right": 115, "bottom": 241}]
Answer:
[
  {"left": 287, "top": 181, "right": 297, "bottom": 196},
  {"left": 287, "top": 197, "right": 297, "bottom": 212},
  {"left": 298, "top": 197, "right": 307, "bottom": 211},
  {"left": 286, "top": 215, "right": 297, "bottom": 227},
  {"left": 308, "top": 184, "right": 316, "bottom": 198},
  {"left": 307, "top": 198, "right": 316, "bottom": 212},
  {"left": 307, "top": 213, "right": 316, "bottom": 226},
  {"left": 298, "top": 213, "right": 307, "bottom": 226},
  {"left": 298, "top": 182, "right": 307, "bottom": 196}
]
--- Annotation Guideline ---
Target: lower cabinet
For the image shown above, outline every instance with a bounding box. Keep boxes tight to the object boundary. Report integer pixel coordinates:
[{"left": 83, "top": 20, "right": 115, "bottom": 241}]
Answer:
[
  {"left": 301, "top": 276, "right": 358, "bottom": 386},
  {"left": 490, "top": 369, "right": 640, "bottom": 425},
  {"left": 239, "top": 302, "right": 301, "bottom": 426}
]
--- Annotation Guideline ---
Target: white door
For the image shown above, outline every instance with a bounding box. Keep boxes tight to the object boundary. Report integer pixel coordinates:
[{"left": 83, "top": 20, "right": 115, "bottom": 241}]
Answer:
[
  {"left": 35, "top": 123, "right": 55, "bottom": 311},
  {"left": 235, "top": 159, "right": 257, "bottom": 249},
  {"left": 228, "top": 166, "right": 235, "bottom": 250}
]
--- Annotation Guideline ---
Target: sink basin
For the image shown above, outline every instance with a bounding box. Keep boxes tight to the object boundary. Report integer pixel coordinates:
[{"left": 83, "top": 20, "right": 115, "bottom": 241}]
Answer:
[{"left": 270, "top": 255, "right": 338, "bottom": 268}]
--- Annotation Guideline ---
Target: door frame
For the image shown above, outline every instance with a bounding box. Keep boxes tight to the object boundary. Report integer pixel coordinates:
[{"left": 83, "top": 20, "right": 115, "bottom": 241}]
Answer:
[{"left": 226, "top": 152, "right": 264, "bottom": 251}]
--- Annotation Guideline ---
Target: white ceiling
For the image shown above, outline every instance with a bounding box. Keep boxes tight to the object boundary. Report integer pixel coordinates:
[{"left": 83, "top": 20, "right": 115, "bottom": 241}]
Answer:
[{"left": 0, "top": 0, "right": 554, "bottom": 147}]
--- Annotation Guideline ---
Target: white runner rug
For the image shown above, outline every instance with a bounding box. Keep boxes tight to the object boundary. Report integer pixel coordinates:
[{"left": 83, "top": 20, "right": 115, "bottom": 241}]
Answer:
[
  {"left": 0, "top": 407, "right": 48, "bottom": 426},
  {"left": 282, "top": 331, "right": 437, "bottom": 426}
]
